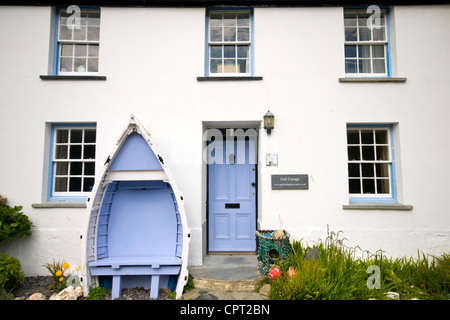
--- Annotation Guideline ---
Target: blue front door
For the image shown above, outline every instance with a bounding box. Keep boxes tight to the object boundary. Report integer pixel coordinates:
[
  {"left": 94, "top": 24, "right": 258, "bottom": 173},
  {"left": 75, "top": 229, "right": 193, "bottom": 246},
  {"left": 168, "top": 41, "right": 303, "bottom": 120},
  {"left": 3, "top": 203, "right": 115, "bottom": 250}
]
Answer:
[{"left": 207, "top": 129, "right": 257, "bottom": 252}]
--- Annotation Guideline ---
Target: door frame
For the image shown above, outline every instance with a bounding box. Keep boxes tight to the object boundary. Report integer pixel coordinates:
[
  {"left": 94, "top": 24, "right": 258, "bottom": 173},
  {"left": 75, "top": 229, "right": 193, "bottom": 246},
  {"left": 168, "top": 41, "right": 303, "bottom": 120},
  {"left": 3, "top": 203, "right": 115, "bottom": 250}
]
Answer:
[{"left": 203, "top": 121, "right": 261, "bottom": 254}]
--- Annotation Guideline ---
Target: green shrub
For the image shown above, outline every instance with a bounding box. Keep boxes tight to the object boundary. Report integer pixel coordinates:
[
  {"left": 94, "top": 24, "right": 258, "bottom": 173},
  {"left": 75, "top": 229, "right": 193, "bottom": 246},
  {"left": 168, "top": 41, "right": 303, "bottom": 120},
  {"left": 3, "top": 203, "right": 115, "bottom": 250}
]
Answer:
[
  {"left": 0, "top": 197, "right": 33, "bottom": 241},
  {"left": 87, "top": 286, "right": 108, "bottom": 300},
  {"left": 0, "top": 253, "right": 24, "bottom": 291}
]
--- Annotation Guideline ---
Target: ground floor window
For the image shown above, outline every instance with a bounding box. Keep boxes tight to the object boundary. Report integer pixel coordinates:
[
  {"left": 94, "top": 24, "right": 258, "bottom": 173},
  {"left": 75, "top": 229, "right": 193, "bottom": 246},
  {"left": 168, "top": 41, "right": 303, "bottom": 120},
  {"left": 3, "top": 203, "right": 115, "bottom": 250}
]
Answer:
[
  {"left": 347, "top": 124, "right": 396, "bottom": 203},
  {"left": 50, "top": 124, "right": 96, "bottom": 199}
]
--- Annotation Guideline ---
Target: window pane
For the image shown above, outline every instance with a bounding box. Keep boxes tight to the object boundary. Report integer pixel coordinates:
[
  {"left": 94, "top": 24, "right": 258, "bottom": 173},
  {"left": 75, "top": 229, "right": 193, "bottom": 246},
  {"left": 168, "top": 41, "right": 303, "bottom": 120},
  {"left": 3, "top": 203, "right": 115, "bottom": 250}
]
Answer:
[
  {"left": 237, "top": 13, "right": 250, "bottom": 26},
  {"left": 60, "top": 57, "right": 73, "bottom": 72},
  {"left": 74, "top": 58, "right": 87, "bottom": 72},
  {"left": 345, "top": 59, "right": 357, "bottom": 73},
  {"left": 210, "top": 27, "right": 222, "bottom": 42},
  {"left": 345, "top": 45, "right": 357, "bottom": 58},
  {"left": 69, "top": 177, "right": 82, "bottom": 192},
  {"left": 224, "top": 45, "right": 235, "bottom": 58},
  {"left": 210, "top": 59, "right": 221, "bottom": 73},
  {"left": 372, "top": 59, "right": 386, "bottom": 73},
  {"left": 59, "top": 26, "right": 72, "bottom": 40},
  {"left": 359, "top": 27, "right": 371, "bottom": 41},
  {"left": 71, "top": 130, "right": 83, "bottom": 143},
  {"left": 359, "top": 59, "right": 371, "bottom": 73},
  {"left": 74, "top": 44, "right": 87, "bottom": 56},
  {"left": 348, "top": 163, "right": 360, "bottom": 177},
  {"left": 375, "top": 163, "right": 389, "bottom": 177},
  {"left": 373, "top": 27, "right": 386, "bottom": 41},
  {"left": 88, "top": 45, "right": 99, "bottom": 57},
  {"left": 372, "top": 45, "right": 385, "bottom": 58},
  {"left": 349, "top": 179, "right": 361, "bottom": 194},
  {"left": 83, "top": 178, "right": 95, "bottom": 192},
  {"left": 55, "top": 145, "right": 68, "bottom": 159},
  {"left": 55, "top": 177, "right": 68, "bottom": 192},
  {"left": 210, "top": 12, "right": 222, "bottom": 27},
  {"left": 224, "top": 27, "right": 236, "bottom": 41},
  {"left": 56, "top": 162, "right": 69, "bottom": 175},
  {"left": 376, "top": 146, "right": 389, "bottom": 160},
  {"left": 222, "top": 60, "right": 236, "bottom": 73},
  {"left": 358, "top": 45, "right": 371, "bottom": 58},
  {"left": 377, "top": 179, "right": 390, "bottom": 194},
  {"left": 210, "top": 46, "right": 222, "bottom": 58},
  {"left": 84, "top": 162, "right": 95, "bottom": 175},
  {"left": 362, "top": 179, "right": 375, "bottom": 194},
  {"left": 237, "top": 45, "right": 249, "bottom": 58},
  {"left": 375, "top": 130, "right": 388, "bottom": 144},
  {"left": 70, "top": 162, "right": 82, "bottom": 175},
  {"left": 61, "top": 44, "right": 73, "bottom": 57},
  {"left": 70, "top": 145, "right": 82, "bottom": 159},
  {"left": 73, "top": 25, "right": 87, "bottom": 41},
  {"left": 88, "top": 26, "right": 100, "bottom": 41},
  {"left": 361, "top": 163, "right": 374, "bottom": 177},
  {"left": 223, "top": 13, "right": 236, "bottom": 26},
  {"left": 237, "top": 59, "right": 249, "bottom": 73},
  {"left": 347, "top": 146, "right": 360, "bottom": 161},
  {"left": 362, "top": 146, "right": 375, "bottom": 160},
  {"left": 88, "top": 58, "right": 98, "bottom": 72},
  {"left": 344, "top": 13, "right": 357, "bottom": 26},
  {"left": 56, "top": 130, "right": 69, "bottom": 143},
  {"left": 347, "top": 130, "right": 360, "bottom": 144},
  {"left": 345, "top": 27, "right": 357, "bottom": 41},
  {"left": 84, "top": 129, "right": 96, "bottom": 143},
  {"left": 237, "top": 28, "right": 249, "bottom": 41},
  {"left": 84, "top": 145, "right": 96, "bottom": 159},
  {"left": 361, "top": 130, "right": 374, "bottom": 144},
  {"left": 88, "top": 12, "right": 100, "bottom": 26}
]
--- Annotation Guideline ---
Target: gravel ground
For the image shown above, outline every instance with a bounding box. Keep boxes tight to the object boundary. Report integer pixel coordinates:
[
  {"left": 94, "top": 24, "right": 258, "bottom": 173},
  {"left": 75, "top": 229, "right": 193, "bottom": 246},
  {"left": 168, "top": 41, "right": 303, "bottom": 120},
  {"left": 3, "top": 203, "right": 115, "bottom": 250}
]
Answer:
[{"left": 11, "top": 276, "right": 173, "bottom": 300}]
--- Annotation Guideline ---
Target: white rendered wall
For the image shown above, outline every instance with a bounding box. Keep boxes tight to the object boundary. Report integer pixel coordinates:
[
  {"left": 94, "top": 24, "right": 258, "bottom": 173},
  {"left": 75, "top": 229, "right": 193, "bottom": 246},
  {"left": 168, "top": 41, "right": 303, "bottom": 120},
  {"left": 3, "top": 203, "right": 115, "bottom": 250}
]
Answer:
[{"left": 0, "top": 5, "right": 449, "bottom": 276}]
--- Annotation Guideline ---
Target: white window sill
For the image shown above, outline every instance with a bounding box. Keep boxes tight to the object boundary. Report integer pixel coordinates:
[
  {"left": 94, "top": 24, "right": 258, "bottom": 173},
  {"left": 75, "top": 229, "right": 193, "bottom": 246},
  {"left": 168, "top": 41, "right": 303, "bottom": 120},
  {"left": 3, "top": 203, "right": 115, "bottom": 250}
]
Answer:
[
  {"left": 32, "top": 202, "right": 87, "bottom": 208},
  {"left": 197, "top": 76, "right": 263, "bottom": 81},
  {"left": 339, "top": 77, "right": 407, "bottom": 83},
  {"left": 343, "top": 203, "right": 413, "bottom": 210}
]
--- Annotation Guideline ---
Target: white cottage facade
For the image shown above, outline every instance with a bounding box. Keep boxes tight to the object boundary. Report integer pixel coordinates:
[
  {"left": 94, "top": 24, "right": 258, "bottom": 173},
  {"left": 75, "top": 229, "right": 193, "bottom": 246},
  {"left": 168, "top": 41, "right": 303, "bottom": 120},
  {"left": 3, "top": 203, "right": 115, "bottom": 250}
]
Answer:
[{"left": 0, "top": 1, "right": 449, "bottom": 276}]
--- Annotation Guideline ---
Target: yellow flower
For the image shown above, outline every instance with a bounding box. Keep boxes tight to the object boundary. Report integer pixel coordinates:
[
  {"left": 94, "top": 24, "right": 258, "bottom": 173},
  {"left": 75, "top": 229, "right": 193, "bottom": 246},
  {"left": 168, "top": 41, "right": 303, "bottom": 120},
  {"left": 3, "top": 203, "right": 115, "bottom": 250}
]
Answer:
[
  {"left": 55, "top": 270, "right": 63, "bottom": 277},
  {"left": 62, "top": 262, "right": 70, "bottom": 270},
  {"left": 59, "top": 277, "right": 64, "bottom": 282},
  {"left": 75, "top": 266, "right": 81, "bottom": 271}
]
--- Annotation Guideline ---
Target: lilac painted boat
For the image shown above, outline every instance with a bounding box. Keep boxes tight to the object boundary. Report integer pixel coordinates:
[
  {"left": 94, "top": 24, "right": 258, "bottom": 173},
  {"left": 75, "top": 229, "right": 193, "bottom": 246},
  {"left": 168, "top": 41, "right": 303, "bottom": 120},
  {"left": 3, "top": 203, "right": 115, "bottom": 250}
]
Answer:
[{"left": 81, "top": 115, "right": 190, "bottom": 299}]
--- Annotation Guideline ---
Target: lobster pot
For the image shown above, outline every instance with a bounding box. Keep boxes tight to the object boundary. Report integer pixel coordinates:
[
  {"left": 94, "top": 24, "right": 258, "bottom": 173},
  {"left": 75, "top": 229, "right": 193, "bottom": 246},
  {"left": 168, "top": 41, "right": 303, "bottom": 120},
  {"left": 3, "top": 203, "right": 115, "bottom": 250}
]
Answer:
[{"left": 256, "top": 230, "right": 291, "bottom": 275}]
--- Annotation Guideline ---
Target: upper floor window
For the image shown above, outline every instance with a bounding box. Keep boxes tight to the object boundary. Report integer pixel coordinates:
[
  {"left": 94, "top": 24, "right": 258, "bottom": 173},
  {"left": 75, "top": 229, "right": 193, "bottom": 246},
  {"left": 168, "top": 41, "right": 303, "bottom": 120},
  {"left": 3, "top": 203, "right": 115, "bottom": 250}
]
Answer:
[
  {"left": 56, "top": 7, "right": 100, "bottom": 75},
  {"left": 207, "top": 9, "right": 253, "bottom": 76},
  {"left": 344, "top": 9, "right": 389, "bottom": 76}
]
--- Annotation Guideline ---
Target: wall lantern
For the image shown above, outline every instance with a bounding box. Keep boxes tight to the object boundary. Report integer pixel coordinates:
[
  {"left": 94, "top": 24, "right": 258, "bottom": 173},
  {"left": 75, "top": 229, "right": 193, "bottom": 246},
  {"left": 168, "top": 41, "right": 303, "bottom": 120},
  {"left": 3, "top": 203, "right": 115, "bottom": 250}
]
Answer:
[{"left": 263, "top": 110, "right": 274, "bottom": 134}]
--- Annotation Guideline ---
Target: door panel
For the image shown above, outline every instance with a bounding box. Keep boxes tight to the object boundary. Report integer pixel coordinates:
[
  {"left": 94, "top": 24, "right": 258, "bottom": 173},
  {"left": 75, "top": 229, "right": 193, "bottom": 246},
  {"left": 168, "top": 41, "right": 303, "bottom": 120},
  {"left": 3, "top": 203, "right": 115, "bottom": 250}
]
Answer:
[{"left": 208, "top": 129, "right": 256, "bottom": 252}]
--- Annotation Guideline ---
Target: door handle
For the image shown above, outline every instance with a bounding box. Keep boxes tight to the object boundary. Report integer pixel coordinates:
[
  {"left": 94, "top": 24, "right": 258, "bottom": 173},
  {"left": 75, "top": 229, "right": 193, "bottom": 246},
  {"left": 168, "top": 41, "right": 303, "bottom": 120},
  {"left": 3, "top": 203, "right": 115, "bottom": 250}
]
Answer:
[{"left": 251, "top": 182, "right": 256, "bottom": 187}]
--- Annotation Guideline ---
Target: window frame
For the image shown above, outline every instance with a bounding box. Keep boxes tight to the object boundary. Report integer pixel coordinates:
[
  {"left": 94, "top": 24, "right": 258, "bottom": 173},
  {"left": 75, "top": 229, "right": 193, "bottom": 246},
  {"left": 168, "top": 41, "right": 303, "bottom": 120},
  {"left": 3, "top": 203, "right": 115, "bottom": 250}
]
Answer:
[
  {"left": 346, "top": 124, "right": 397, "bottom": 204},
  {"left": 54, "top": 6, "right": 101, "bottom": 76},
  {"left": 205, "top": 8, "right": 254, "bottom": 77},
  {"left": 343, "top": 7, "right": 391, "bottom": 78},
  {"left": 48, "top": 123, "right": 96, "bottom": 201}
]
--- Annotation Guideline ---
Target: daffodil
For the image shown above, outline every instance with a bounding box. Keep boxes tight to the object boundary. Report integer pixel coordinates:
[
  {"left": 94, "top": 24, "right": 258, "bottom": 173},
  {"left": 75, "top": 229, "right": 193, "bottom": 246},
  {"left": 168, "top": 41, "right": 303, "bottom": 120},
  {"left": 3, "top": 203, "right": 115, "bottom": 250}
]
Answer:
[
  {"left": 55, "top": 270, "right": 63, "bottom": 277},
  {"left": 62, "top": 262, "right": 70, "bottom": 270},
  {"left": 59, "top": 277, "right": 64, "bottom": 282}
]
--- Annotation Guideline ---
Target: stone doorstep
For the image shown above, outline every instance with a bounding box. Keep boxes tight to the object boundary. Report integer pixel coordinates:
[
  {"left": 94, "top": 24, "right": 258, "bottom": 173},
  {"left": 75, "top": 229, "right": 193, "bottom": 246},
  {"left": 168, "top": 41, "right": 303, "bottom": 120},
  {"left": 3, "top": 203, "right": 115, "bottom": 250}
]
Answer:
[{"left": 192, "top": 276, "right": 263, "bottom": 291}]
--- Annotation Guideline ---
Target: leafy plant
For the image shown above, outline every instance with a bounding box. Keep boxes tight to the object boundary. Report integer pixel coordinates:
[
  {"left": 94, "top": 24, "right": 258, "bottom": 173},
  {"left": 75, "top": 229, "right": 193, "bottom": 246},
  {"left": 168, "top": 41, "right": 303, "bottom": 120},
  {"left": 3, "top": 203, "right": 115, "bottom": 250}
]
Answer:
[
  {"left": 0, "top": 253, "right": 24, "bottom": 292},
  {"left": 0, "top": 196, "right": 33, "bottom": 241},
  {"left": 43, "top": 260, "right": 67, "bottom": 291},
  {"left": 87, "top": 286, "right": 108, "bottom": 300}
]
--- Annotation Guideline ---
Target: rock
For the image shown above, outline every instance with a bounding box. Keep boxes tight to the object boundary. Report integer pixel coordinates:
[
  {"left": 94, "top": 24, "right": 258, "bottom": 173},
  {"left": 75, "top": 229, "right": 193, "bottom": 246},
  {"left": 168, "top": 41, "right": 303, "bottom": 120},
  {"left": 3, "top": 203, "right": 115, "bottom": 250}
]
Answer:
[
  {"left": 50, "top": 286, "right": 78, "bottom": 300},
  {"left": 74, "top": 286, "right": 84, "bottom": 298},
  {"left": 411, "top": 298, "right": 420, "bottom": 300},
  {"left": 27, "top": 293, "right": 46, "bottom": 300},
  {"left": 259, "top": 284, "right": 271, "bottom": 298},
  {"left": 384, "top": 291, "right": 400, "bottom": 299},
  {"left": 304, "top": 247, "right": 319, "bottom": 261}
]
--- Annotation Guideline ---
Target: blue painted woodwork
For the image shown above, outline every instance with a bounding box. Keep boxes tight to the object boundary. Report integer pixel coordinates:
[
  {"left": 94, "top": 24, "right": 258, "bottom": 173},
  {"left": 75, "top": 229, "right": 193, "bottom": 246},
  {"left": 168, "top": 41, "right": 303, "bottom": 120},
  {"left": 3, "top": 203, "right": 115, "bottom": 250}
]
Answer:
[
  {"left": 109, "top": 132, "right": 163, "bottom": 171},
  {"left": 208, "top": 134, "right": 256, "bottom": 251}
]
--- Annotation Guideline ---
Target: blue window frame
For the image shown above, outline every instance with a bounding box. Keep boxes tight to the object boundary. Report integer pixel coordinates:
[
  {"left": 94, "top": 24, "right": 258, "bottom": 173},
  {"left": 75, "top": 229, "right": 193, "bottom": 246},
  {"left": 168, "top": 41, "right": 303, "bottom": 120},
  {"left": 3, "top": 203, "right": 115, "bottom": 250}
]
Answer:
[
  {"left": 48, "top": 123, "right": 96, "bottom": 201},
  {"left": 344, "top": 7, "right": 392, "bottom": 77},
  {"left": 347, "top": 124, "right": 397, "bottom": 203},
  {"left": 53, "top": 6, "right": 101, "bottom": 75},
  {"left": 205, "top": 8, "right": 254, "bottom": 76}
]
